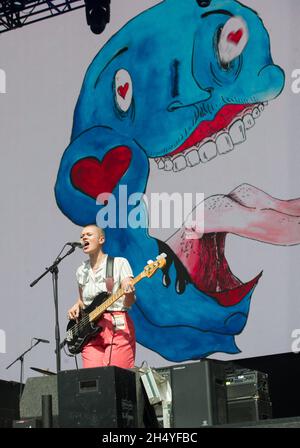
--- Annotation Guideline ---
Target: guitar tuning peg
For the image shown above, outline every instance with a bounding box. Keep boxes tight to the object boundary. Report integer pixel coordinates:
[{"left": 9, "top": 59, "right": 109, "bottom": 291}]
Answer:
[
  {"left": 147, "top": 259, "right": 154, "bottom": 265},
  {"left": 156, "top": 253, "right": 167, "bottom": 259}
]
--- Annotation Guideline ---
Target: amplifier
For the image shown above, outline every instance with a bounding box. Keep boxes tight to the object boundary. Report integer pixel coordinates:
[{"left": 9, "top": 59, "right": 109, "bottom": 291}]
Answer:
[
  {"left": 226, "top": 369, "right": 270, "bottom": 402},
  {"left": 227, "top": 398, "right": 272, "bottom": 423}
]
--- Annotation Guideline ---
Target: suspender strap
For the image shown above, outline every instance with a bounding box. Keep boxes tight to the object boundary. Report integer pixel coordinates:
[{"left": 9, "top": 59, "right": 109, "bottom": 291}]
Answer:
[{"left": 105, "top": 256, "right": 114, "bottom": 294}]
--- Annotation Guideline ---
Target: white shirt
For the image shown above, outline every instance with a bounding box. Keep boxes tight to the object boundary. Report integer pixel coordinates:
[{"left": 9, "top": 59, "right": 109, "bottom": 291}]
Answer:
[{"left": 76, "top": 255, "right": 134, "bottom": 311}]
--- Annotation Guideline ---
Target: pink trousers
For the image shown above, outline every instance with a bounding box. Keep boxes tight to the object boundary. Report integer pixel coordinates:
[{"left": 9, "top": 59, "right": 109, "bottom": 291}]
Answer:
[{"left": 81, "top": 312, "right": 136, "bottom": 369}]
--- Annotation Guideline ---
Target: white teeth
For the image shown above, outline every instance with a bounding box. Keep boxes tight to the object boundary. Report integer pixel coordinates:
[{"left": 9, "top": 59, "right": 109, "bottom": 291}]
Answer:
[
  {"left": 172, "top": 155, "right": 187, "bottom": 172},
  {"left": 156, "top": 101, "right": 265, "bottom": 172},
  {"left": 185, "top": 148, "right": 200, "bottom": 167},
  {"left": 229, "top": 119, "right": 246, "bottom": 144},
  {"left": 155, "top": 158, "right": 165, "bottom": 169},
  {"left": 164, "top": 158, "right": 173, "bottom": 171},
  {"left": 258, "top": 104, "right": 264, "bottom": 112},
  {"left": 243, "top": 113, "right": 255, "bottom": 130},
  {"left": 198, "top": 141, "right": 217, "bottom": 162},
  {"left": 252, "top": 107, "right": 260, "bottom": 119},
  {"left": 216, "top": 133, "right": 234, "bottom": 154}
]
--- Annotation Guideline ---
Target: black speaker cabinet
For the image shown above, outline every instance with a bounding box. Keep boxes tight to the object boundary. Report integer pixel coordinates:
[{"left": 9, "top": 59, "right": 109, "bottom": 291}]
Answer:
[
  {"left": 163, "top": 360, "right": 228, "bottom": 427},
  {"left": 58, "top": 367, "right": 137, "bottom": 428},
  {"left": 227, "top": 398, "right": 272, "bottom": 423},
  {"left": 19, "top": 376, "right": 58, "bottom": 427},
  {"left": 0, "top": 380, "right": 22, "bottom": 428}
]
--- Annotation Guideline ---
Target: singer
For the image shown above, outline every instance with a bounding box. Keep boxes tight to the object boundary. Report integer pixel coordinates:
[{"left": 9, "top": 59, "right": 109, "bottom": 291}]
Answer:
[{"left": 67, "top": 225, "right": 136, "bottom": 369}]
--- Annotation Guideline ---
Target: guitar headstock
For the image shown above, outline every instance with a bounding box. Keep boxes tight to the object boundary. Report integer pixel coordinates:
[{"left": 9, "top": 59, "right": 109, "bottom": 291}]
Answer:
[{"left": 143, "top": 253, "right": 167, "bottom": 278}]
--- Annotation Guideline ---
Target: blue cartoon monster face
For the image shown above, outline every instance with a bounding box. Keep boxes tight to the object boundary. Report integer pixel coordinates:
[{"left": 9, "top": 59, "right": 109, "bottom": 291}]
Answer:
[
  {"left": 55, "top": 0, "right": 287, "bottom": 361},
  {"left": 72, "top": 0, "right": 283, "bottom": 160}
]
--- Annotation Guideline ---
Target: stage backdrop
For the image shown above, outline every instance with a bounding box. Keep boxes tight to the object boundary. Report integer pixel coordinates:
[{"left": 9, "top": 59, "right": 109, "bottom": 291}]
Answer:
[{"left": 0, "top": 0, "right": 299, "bottom": 382}]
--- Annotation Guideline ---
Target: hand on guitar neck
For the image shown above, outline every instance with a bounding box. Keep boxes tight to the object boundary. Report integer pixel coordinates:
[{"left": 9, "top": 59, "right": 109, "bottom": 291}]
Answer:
[{"left": 122, "top": 277, "right": 135, "bottom": 308}]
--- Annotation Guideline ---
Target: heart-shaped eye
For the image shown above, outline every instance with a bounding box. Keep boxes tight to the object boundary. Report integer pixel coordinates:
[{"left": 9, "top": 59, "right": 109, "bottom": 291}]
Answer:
[
  {"left": 115, "top": 69, "right": 133, "bottom": 112},
  {"left": 218, "top": 16, "right": 248, "bottom": 65}
]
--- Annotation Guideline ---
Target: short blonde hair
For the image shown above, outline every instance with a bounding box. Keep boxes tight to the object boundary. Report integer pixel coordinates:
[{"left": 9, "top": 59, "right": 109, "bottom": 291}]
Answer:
[{"left": 82, "top": 224, "right": 105, "bottom": 239}]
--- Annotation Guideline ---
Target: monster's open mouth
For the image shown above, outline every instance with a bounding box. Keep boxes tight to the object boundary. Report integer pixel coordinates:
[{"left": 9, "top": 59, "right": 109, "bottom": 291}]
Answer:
[
  {"left": 155, "top": 103, "right": 266, "bottom": 172},
  {"left": 166, "top": 229, "right": 261, "bottom": 307},
  {"left": 156, "top": 103, "right": 267, "bottom": 304}
]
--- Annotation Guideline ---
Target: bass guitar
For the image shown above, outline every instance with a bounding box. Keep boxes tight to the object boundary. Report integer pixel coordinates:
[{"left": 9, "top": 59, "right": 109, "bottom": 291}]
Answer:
[{"left": 63, "top": 254, "right": 166, "bottom": 355}]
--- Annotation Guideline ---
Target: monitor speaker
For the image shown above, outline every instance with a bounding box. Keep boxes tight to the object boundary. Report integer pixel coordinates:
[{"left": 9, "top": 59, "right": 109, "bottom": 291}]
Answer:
[
  {"left": 58, "top": 366, "right": 137, "bottom": 428},
  {"left": 158, "top": 360, "right": 228, "bottom": 427}
]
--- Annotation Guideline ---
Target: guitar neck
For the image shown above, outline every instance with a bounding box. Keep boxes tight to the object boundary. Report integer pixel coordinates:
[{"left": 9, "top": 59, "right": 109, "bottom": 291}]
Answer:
[{"left": 89, "top": 272, "right": 144, "bottom": 322}]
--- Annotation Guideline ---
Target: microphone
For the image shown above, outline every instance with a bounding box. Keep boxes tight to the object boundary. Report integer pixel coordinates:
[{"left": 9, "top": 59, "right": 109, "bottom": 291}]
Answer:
[
  {"left": 66, "top": 242, "right": 83, "bottom": 248},
  {"left": 34, "top": 338, "right": 50, "bottom": 344}
]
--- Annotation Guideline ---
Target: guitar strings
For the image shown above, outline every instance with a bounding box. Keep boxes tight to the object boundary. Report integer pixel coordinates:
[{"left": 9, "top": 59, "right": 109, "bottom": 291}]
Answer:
[
  {"left": 67, "top": 265, "right": 159, "bottom": 342},
  {"left": 69, "top": 278, "right": 135, "bottom": 339},
  {"left": 68, "top": 290, "right": 122, "bottom": 339}
]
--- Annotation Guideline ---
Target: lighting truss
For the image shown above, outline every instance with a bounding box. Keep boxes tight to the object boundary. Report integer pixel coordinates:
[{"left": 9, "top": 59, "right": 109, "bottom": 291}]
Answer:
[{"left": 0, "top": 0, "right": 86, "bottom": 34}]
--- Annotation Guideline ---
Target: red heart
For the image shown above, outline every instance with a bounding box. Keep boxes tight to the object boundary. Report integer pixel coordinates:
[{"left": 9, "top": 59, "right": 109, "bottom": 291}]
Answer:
[
  {"left": 71, "top": 146, "right": 132, "bottom": 199},
  {"left": 227, "top": 28, "right": 243, "bottom": 45},
  {"left": 117, "top": 82, "right": 129, "bottom": 99}
]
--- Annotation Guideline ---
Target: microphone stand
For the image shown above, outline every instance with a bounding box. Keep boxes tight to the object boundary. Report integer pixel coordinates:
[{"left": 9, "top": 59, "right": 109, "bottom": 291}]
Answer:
[
  {"left": 29, "top": 245, "right": 76, "bottom": 373},
  {"left": 6, "top": 339, "right": 41, "bottom": 401}
]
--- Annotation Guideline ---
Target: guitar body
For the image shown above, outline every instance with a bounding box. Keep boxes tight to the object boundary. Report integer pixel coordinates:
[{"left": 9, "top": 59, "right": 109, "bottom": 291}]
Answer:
[{"left": 66, "top": 291, "right": 108, "bottom": 355}]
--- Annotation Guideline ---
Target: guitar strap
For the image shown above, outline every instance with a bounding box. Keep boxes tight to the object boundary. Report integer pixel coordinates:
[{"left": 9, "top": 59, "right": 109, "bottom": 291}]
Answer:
[{"left": 105, "top": 256, "right": 114, "bottom": 294}]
